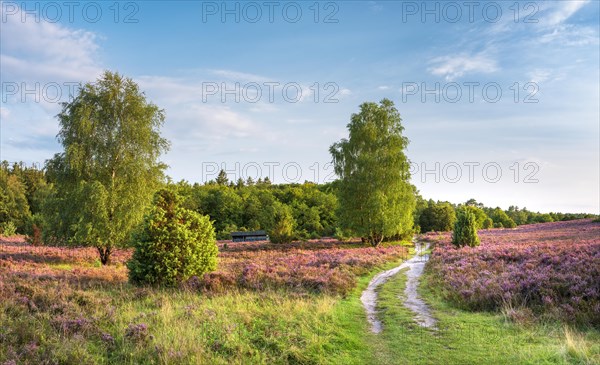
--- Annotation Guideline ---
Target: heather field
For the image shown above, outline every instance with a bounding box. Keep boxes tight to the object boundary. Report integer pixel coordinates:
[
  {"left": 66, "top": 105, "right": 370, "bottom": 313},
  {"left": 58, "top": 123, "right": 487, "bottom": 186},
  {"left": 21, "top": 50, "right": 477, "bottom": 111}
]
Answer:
[
  {"left": 424, "top": 219, "right": 600, "bottom": 325},
  {"left": 197, "top": 239, "right": 410, "bottom": 294},
  {"left": 0, "top": 237, "right": 410, "bottom": 364},
  {"left": 2, "top": 221, "right": 600, "bottom": 364}
]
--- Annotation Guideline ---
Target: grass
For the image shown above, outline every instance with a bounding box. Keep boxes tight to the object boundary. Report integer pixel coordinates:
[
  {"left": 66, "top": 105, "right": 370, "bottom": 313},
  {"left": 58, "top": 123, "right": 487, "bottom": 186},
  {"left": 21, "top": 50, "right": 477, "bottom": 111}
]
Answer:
[
  {"left": 342, "top": 266, "right": 600, "bottom": 365},
  {"left": 0, "top": 238, "right": 409, "bottom": 364},
  {"left": 1, "top": 279, "right": 343, "bottom": 364},
  {"left": 2, "top": 231, "right": 599, "bottom": 364}
]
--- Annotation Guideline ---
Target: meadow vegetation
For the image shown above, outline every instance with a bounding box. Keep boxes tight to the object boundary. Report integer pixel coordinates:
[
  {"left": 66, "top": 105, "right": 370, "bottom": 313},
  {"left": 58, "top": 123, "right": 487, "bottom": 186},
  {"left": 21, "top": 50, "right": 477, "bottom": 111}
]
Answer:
[
  {"left": 0, "top": 235, "right": 409, "bottom": 364},
  {"left": 2, "top": 220, "right": 599, "bottom": 364},
  {"left": 425, "top": 219, "right": 600, "bottom": 326}
]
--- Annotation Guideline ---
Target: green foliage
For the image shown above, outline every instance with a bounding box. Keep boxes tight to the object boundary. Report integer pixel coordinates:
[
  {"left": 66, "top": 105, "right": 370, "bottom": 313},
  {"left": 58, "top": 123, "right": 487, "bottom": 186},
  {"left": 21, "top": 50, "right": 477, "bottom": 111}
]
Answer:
[
  {"left": 128, "top": 189, "right": 218, "bottom": 286},
  {"left": 330, "top": 99, "right": 415, "bottom": 246},
  {"left": 42, "top": 71, "right": 169, "bottom": 264},
  {"left": 482, "top": 217, "right": 493, "bottom": 229},
  {"left": 0, "top": 221, "right": 17, "bottom": 236},
  {"left": 463, "top": 205, "right": 488, "bottom": 229},
  {"left": 412, "top": 190, "right": 427, "bottom": 233},
  {"left": 489, "top": 208, "right": 517, "bottom": 228},
  {"left": 216, "top": 169, "right": 229, "bottom": 186},
  {"left": 452, "top": 208, "right": 480, "bottom": 247},
  {"left": 506, "top": 205, "right": 529, "bottom": 225},
  {"left": 172, "top": 180, "right": 338, "bottom": 240},
  {"left": 532, "top": 213, "right": 554, "bottom": 223},
  {"left": 196, "top": 185, "right": 243, "bottom": 237},
  {"left": 333, "top": 227, "right": 353, "bottom": 241},
  {"left": 269, "top": 203, "right": 296, "bottom": 243},
  {"left": 0, "top": 166, "right": 32, "bottom": 233},
  {"left": 24, "top": 213, "right": 45, "bottom": 245},
  {"left": 419, "top": 200, "right": 456, "bottom": 232}
]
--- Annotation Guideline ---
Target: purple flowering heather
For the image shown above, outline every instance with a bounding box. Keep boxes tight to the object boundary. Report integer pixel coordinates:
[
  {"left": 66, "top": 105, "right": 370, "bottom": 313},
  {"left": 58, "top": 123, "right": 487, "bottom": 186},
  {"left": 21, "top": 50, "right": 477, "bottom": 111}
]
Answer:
[{"left": 424, "top": 219, "right": 600, "bottom": 325}]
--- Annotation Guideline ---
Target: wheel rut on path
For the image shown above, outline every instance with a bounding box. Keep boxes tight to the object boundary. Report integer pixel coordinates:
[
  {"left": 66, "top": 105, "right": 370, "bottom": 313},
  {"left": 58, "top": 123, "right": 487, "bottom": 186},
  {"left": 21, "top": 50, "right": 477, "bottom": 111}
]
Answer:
[{"left": 361, "top": 240, "right": 437, "bottom": 334}]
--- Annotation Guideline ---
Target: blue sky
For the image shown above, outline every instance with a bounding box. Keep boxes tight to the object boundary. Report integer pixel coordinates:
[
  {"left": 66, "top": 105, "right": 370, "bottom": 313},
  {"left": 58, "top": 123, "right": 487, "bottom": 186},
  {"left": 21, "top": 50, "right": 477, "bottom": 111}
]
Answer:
[{"left": 1, "top": 0, "right": 599, "bottom": 213}]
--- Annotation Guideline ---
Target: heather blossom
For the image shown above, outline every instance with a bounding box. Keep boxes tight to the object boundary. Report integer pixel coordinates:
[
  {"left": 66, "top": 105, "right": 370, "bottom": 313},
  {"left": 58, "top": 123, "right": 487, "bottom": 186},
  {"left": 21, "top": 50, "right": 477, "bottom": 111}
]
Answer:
[{"left": 424, "top": 219, "right": 600, "bottom": 325}]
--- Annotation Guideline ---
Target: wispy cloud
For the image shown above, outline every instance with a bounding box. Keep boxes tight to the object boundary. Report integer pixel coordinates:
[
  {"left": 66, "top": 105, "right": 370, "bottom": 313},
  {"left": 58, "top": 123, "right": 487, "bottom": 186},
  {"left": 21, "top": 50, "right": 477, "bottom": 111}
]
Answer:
[
  {"left": 543, "top": 0, "right": 590, "bottom": 27},
  {"left": 210, "top": 69, "right": 272, "bottom": 83},
  {"left": 367, "top": 1, "right": 383, "bottom": 12},
  {"left": 428, "top": 53, "right": 498, "bottom": 81},
  {"left": 538, "top": 25, "right": 599, "bottom": 46},
  {"left": 0, "top": 4, "right": 102, "bottom": 83},
  {"left": 528, "top": 69, "right": 552, "bottom": 84},
  {"left": 0, "top": 3, "right": 104, "bottom": 162},
  {"left": 136, "top": 75, "right": 263, "bottom": 142}
]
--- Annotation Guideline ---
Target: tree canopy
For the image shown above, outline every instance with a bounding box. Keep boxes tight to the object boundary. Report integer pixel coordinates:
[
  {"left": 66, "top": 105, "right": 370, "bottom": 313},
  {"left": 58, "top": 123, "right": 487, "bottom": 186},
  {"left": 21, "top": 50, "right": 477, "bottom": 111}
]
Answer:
[
  {"left": 330, "top": 99, "right": 415, "bottom": 246},
  {"left": 419, "top": 200, "right": 456, "bottom": 232},
  {"left": 43, "top": 71, "right": 169, "bottom": 264}
]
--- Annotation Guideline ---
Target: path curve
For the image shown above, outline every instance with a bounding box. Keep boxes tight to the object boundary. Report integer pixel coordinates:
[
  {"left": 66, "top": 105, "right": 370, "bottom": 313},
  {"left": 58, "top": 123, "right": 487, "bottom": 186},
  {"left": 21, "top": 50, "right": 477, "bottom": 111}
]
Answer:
[{"left": 360, "top": 239, "right": 437, "bottom": 334}]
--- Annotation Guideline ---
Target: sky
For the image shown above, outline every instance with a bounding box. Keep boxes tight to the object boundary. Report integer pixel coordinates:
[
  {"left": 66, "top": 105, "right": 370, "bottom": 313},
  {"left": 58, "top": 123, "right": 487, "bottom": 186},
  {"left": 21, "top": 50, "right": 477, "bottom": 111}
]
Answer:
[{"left": 0, "top": 0, "right": 599, "bottom": 214}]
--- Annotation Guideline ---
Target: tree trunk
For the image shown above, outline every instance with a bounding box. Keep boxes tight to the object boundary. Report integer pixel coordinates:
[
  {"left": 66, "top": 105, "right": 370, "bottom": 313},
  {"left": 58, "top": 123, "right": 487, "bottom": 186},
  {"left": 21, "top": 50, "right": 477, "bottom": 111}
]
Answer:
[
  {"left": 98, "top": 246, "right": 112, "bottom": 265},
  {"left": 369, "top": 234, "right": 384, "bottom": 247}
]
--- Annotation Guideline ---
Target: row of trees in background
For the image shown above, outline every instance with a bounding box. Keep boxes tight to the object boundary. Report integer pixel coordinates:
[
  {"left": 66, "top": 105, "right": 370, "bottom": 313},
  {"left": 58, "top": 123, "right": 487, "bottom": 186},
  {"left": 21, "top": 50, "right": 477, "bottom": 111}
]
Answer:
[
  {"left": 0, "top": 161, "right": 50, "bottom": 236},
  {"left": 2, "top": 160, "right": 595, "bottom": 241},
  {"left": 172, "top": 177, "right": 338, "bottom": 241},
  {"left": 413, "top": 197, "right": 594, "bottom": 233}
]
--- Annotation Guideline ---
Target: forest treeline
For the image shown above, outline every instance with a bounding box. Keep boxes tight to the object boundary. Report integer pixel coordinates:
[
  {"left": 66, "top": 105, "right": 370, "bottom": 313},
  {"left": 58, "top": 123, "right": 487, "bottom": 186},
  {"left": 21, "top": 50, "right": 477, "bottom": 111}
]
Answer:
[{"left": 1, "top": 161, "right": 596, "bottom": 240}]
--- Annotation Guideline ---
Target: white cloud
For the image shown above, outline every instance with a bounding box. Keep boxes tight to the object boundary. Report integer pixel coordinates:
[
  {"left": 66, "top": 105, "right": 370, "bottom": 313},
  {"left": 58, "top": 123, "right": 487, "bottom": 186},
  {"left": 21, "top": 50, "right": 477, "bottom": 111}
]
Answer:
[
  {"left": 248, "top": 103, "right": 279, "bottom": 113},
  {"left": 528, "top": 69, "right": 552, "bottom": 84},
  {"left": 0, "top": 4, "right": 102, "bottom": 84},
  {"left": 538, "top": 25, "right": 599, "bottom": 46},
  {"left": 136, "top": 76, "right": 204, "bottom": 104},
  {"left": 428, "top": 53, "right": 498, "bottom": 81},
  {"left": 543, "top": 0, "right": 590, "bottom": 27},
  {"left": 0, "top": 3, "right": 104, "bottom": 163},
  {"left": 378, "top": 85, "right": 390, "bottom": 90},
  {"left": 210, "top": 69, "right": 272, "bottom": 83},
  {"left": 339, "top": 88, "right": 352, "bottom": 96},
  {"left": 368, "top": 1, "right": 383, "bottom": 12},
  {"left": 170, "top": 104, "right": 255, "bottom": 139},
  {"left": 134, "top": 75, "right": 268, "bottom": 146}
]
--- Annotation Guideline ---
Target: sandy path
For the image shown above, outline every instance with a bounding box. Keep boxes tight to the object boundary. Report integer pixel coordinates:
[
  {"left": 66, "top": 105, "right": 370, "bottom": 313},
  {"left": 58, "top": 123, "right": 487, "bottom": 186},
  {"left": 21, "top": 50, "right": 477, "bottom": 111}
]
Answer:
[{"left": 361, "top": 240, "right": 436, "bottom": 334}]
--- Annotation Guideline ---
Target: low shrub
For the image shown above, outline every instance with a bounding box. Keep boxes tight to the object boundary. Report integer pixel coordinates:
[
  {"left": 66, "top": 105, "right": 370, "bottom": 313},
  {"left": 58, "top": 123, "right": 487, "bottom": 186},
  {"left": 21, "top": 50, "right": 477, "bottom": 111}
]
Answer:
[
  {"left": 128, "top": 189, "right": 218, "bottom": 286},
  {"left": 452, "top": 208, "right": 480, "bottom": 247},
  {"left": 1, "top": 221, "right": 17, "bottom": 237}
]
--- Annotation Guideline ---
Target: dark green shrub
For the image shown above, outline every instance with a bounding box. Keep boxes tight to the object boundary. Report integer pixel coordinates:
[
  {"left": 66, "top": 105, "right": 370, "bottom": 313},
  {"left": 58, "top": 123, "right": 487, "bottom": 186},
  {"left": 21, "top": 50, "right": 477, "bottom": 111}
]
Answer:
[
  {"left": 463, "top": 205, "right": 488, "bottom": 229},
  {"left": 482, "top": 217, "right": 493, "bottom": 229},
  {"left": 490, "top": 208, "right": 516, "bottom": 228},
  {"left": 452, "top": 208, "right": 480, "bottom": 247},
  {"left": 269, "top": 204, "right": 296, "bottom": 243},
  {"left": 334, "top": 227, "right": 352, "bottom": 242},
  {"left": 25, "top": 213, "right": 44, "bottom": 245},
  {"left": 128, "top": 189, "right": 218, "bottom": 286},
  {"left": 418, "top": 201, "right": 456, "bottom": 232}
]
